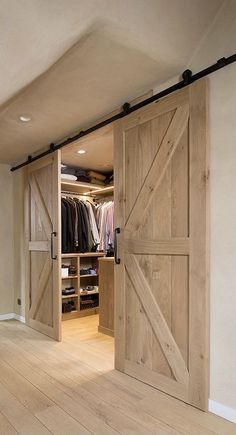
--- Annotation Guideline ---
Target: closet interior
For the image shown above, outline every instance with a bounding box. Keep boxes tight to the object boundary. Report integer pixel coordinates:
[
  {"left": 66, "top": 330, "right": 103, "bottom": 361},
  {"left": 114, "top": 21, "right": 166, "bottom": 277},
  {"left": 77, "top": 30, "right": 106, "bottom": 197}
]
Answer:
[{"left": 60, "top": 125, "right": 114, "bottom": 337}]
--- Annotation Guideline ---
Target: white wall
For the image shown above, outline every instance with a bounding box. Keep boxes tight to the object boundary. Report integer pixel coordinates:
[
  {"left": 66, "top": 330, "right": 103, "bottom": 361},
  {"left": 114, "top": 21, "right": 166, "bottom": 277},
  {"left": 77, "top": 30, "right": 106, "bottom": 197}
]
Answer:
[
  {"left": 154, "top": 0, "right": 236, "bottom": 420},
  {"left": 0, "top": 164, "right": 14, "bottom": 315}
]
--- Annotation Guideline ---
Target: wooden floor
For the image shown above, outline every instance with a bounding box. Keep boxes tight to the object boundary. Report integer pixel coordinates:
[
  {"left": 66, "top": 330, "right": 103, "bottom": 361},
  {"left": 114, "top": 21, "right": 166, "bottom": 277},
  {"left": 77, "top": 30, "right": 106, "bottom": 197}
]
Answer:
[{"left": 0, "top": 316, "right": 235, "bottom": 434}]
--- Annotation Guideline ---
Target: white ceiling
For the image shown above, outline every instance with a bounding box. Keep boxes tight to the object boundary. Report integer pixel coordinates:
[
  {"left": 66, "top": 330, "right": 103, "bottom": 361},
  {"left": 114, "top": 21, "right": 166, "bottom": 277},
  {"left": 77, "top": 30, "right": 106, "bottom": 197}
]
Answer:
[
  {"left": 0, "top": 0, "right": 223, "bottom": 165},
  {"left": 61, "top": 125, "right": 114, "bottom": 172}
]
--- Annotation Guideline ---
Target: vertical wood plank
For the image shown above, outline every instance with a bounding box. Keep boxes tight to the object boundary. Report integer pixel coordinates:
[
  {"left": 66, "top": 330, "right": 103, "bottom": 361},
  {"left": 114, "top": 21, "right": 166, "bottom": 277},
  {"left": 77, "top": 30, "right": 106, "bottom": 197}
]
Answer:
[
  {"left": 52, "top": 150, "right": 62, "bottom": 341},
  {"left": 189, "top": 78, "right": 209, "bottom": 410},
  {"left": 171, "top": 127, "right": 189, "bottom": 366},
  {"left": 152, "top": 111, "right": 173, "bottom": 378},
  {"left": 114, "top": 121, "right": 125, "bottom": 371}
]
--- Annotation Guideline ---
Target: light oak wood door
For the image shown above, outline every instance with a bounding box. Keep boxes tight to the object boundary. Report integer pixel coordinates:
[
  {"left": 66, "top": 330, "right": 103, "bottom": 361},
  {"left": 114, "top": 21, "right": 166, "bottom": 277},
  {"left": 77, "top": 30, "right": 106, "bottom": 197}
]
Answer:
[
  {"left": 114, "top": 79, "right": 209, "bottom": 410},
  {"left": 26, "top": 152, "right": 61, "bottom": 340}
]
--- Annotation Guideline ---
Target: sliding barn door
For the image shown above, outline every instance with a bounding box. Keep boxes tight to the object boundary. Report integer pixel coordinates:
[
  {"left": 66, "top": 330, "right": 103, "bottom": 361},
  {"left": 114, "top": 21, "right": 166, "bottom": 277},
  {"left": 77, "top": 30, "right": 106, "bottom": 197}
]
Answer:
[
  {"left": 26, "top": 152, "right": 61, "bottom": 340},
  {"left": 114, "top": 79, "right": 208, "bottom": 410}
]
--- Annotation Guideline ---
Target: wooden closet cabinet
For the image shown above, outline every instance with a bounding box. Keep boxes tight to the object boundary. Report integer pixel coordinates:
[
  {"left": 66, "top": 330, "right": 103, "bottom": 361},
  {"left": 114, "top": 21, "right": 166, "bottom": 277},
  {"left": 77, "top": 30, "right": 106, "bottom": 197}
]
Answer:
[{"left": 98, "top": 257, "right": 114, "bottom": 337}]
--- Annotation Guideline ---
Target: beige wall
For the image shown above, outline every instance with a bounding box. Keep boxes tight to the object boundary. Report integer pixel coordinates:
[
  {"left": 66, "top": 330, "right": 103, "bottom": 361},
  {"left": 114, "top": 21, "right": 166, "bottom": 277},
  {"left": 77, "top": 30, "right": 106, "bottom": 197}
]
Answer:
[
  {"left": 0, "top": 164, "right": 14, "bottom": 315},
  {"left": 191, "top": 0, "right": 236, "bottom": 412},
  {"left": 209, "top": 63, "right": 236, "bottom": 412},
  {"left": 13, "top": 169, "right": 26, "bottom": 318}
]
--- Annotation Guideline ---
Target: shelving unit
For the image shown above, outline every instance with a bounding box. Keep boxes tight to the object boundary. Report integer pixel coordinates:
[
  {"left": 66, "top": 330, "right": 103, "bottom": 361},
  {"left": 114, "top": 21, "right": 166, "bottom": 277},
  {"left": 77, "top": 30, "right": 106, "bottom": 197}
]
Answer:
[
  {"left": 61, "top": 252, "right": 105, "bottom": 321},
  {"left": 60, "top": 179, "right": 113, "bottom": 322}
]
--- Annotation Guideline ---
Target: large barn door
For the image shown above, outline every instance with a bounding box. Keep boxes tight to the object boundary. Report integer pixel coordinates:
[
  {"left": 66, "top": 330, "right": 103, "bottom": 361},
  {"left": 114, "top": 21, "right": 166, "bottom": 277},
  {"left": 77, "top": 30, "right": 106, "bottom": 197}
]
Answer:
[
  {"left": 26, "top": 152, "right": 61, "bottom": 340},
  {"left": 114, "top": 79, "right": 208, "bottom": 410}
]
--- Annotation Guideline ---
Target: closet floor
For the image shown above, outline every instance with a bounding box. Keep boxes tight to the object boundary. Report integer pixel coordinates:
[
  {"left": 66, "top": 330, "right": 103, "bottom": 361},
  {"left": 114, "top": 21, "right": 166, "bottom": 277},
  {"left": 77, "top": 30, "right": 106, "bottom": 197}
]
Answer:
[{"left": 0, "top": 317, "right": 235, "bottom": 435}]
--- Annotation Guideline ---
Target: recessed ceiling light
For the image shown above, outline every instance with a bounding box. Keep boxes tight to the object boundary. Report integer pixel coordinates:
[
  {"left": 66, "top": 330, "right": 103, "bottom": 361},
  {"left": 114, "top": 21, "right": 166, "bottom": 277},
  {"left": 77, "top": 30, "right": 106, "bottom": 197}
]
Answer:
[
  {"left": 19, "top": 114, "right": 31, "bottom": 122},
  {"left": 77, "top": 149, "right": 86, "bottom": 154}
]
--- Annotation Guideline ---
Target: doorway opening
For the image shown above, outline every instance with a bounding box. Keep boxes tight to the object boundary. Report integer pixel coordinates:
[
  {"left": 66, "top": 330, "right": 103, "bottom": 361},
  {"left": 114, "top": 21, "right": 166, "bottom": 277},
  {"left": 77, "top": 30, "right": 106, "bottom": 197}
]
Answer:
[
  {"left": 60, "top": 124, "right": 115, "bottom": 364},
  {"left": 26, "top": 82, "right": 208, "bottom": 411}
]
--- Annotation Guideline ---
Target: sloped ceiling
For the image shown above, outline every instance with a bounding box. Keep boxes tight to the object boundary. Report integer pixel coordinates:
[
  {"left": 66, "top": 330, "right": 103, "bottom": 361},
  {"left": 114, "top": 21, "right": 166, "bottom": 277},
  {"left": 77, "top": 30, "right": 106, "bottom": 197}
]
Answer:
[{"left": 0, "top": 0, "right": 223, "bottom": 164}]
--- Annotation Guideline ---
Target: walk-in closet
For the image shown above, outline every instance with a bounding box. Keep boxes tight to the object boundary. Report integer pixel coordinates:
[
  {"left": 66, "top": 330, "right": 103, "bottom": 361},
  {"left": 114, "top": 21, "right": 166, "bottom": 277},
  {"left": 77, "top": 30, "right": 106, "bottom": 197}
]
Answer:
[{"left": 60, "top": 124, "right": 115, "bottom": 337}]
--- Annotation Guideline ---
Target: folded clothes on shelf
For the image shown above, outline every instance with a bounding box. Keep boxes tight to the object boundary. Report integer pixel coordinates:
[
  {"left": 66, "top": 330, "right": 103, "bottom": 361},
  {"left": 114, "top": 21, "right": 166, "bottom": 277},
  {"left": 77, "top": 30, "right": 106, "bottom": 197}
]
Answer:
[
  {"left": 80, "top": 298, "right": 98, "bottom": 310},
  {"left": 68, "top": 265, "right": 77, "bottom": 275},
  {"left": 62, "top": 300, "right": 76, "bottom": 313},
  {"left": 61, "top": 173, "right": 77, "bottom": 181},
  {"left": 62, "top": 287, "right": 76, "bottom": 295},
  {"left": 90, "top": 177, "right": 105, "bottom": 186},
  {"left": 80, "top": 267, "right": 97, "bottom": 276},
  {"left": 80, "top": 285, "right": 99, "bottom": 294},
  {"left": 87, "top": 171, "right": 106, "bottom": 182}
]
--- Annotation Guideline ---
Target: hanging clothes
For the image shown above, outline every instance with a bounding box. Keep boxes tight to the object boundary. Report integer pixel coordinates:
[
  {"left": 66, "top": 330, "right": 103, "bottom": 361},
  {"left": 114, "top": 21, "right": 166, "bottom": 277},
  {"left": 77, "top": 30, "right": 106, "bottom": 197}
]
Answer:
[
  {"left": 61, "top": 197, "right": 100, "bottom": 253},
  {"left": 96, "top": 201, "right": 114, "bottom": 252},
  {"left": 86, "top": 201, "right": 100, "bottom": 245}
]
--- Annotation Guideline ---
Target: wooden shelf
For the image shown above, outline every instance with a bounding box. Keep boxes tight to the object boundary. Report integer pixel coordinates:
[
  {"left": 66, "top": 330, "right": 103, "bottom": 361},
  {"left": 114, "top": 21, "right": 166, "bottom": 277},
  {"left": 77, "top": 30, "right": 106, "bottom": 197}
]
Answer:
[
  {"left": 62, "top": 275, "right": 78, "bottom": 279},
  {"left": 80, "top": 307, "right": 99, "bottom": 314},
  {"left": 62, "top": 294, "right": 78, "bottom": 299},
  {"left": 84, "top": 185, "right": 114, "bottom": 196},
  {"left": 62, "top": 252, "right": 105, "bottom": 258},
  {"left": 80, "top": 274, "right": 98, "bottom": 278},
  {"left": 61, "top": 179, "right": 113, "bottom": 196},
  {"left": 61, "top": 179, "right": 103, "bottom": 193},
  {"left": 80, "top": 290, "right": 99, "bottom": 296},
  {"left": 80, "top": 252, "right": 105, "bottom": 257}
]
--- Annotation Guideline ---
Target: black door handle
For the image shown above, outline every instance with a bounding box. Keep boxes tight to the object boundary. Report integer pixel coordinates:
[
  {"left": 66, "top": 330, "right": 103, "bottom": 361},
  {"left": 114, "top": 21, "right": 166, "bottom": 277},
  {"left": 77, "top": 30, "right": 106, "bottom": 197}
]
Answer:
[
  {"left": 114, "top": 227, "right": 121, "bottom": 264},
  {"left": 50, "top": 231, "right": 57, "bottom": 260}
]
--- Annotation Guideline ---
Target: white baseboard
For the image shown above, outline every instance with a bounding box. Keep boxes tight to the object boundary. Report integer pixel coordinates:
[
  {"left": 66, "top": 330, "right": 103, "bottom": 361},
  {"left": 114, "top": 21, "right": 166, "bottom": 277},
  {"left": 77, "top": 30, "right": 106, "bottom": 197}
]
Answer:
[
  {"left": 0, "top": 313, "right": 15, "bottom": 321},
  {"left": 209, "top": 399, "right": 236, "bottom": 424},
  {"left": 0, "top": 313, "right": 25, "bottom": 323},
  {"left": 14, "top": 313, "right": 26, "bottom": 323}
]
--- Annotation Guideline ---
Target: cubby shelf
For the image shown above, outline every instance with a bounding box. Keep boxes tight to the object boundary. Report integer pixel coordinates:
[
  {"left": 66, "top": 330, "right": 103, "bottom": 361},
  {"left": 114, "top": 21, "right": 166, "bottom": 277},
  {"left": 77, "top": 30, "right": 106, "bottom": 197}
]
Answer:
[
  {"left": 61, "top": 252, "right": 105, "bottom": 321},
  {"left": 80, "top": 274, "right": 98, "bottom": 278},
  {"left": 62, "top": 294, "right": 78, "bottom": 299},
  {"left": 62, "top": 275, "right": 79, "bottom": 279},
  {"left": 80, "top": 290, "right": 99, "bottom": 296}
]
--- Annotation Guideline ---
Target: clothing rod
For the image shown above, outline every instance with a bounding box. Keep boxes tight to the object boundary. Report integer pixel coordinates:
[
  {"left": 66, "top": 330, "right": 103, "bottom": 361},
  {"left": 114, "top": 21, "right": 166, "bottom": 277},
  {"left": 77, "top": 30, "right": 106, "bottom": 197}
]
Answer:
[
  {"left": 11, "top": 53, "right": 236, "bottom": 172},
  {"left": 94, "top": 196, "right": 114, "bottom": 203},
  {"left": 61, "top": 190, "right": 94, "bottom": 198}
]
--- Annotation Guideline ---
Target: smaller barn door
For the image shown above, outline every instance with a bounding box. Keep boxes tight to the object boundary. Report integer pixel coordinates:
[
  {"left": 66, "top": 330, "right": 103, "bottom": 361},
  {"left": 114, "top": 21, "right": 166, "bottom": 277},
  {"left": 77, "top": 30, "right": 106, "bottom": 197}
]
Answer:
[
  {"left": 26, "top": 152, "right": 61, "bottom": 340},
  {"left": 114, "top": 79, "right": 208, "bottom": 410}
]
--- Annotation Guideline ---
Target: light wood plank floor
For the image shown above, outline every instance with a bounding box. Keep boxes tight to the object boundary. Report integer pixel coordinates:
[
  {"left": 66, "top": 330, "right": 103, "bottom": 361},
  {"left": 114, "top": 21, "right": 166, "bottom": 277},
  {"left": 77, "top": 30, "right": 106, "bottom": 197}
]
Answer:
[{"left": 0, "top": 316, "right": 235, "bottom": 435}]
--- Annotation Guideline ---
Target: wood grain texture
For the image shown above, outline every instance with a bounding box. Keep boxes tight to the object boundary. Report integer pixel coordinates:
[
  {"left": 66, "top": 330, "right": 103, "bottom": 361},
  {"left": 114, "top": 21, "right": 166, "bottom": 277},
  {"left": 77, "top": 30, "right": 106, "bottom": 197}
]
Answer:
[
  {"left": 28, "top": 173, "right": 52, "bottom": 237},
  {"left": 29, "top": 257, "right": 52, "bottom": 319},
  {"left": 125, "top": 360, "right": 188, "bottom": 402},
  {"left": 114, "top": 120, "right": 125, "bottom": 372},
  {"left": 26, "top": 152, "right": 61, "bottom": 340},
  {"left": 125, "top": 104, "right": 189, "bottom": 232},
  {"left": 29, "top": 241, "right": 49, "bottom": 251},
  {"left": 98, "top": 258, "right": 114, "bottom": 336},
  {"left": 189, "top": 78, "right": 209, "bottom": 409},
  {"left": 124, "top": 237, "right": 189, "bottom": 255},
  {"left": 114, "top": 80, "right": 209, "bottom": 410},
  {"left": 122, "top": 87, "right": 188, "bottom": 130},
  {"left": 125, "top": 253, "right": 189, "bottom": 385},
  {"left": 0, "top": 318, "right": 234, "bottom": 435}
]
